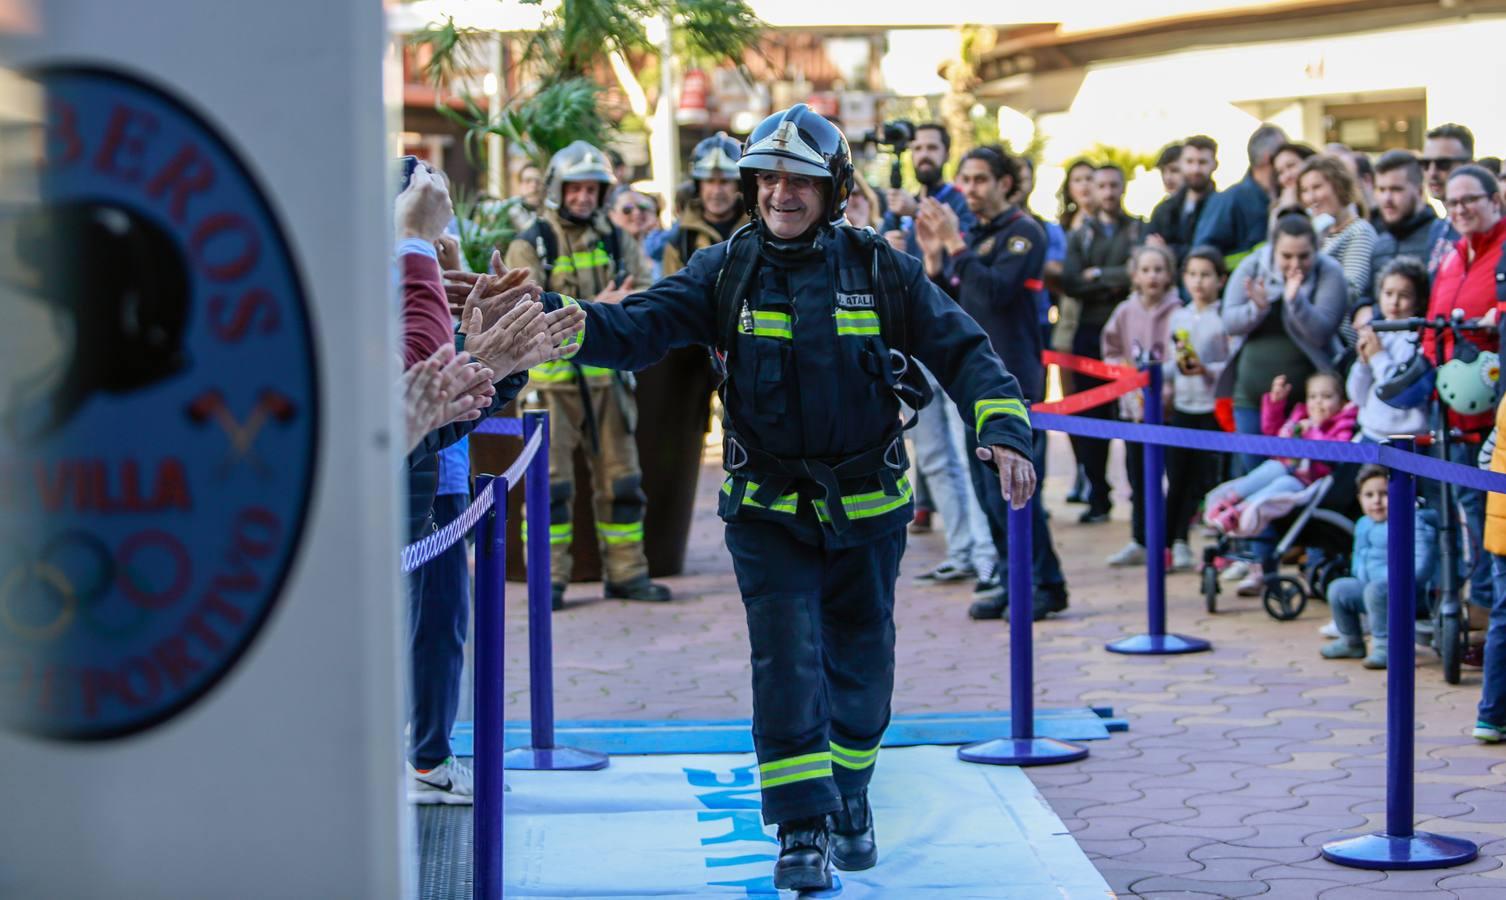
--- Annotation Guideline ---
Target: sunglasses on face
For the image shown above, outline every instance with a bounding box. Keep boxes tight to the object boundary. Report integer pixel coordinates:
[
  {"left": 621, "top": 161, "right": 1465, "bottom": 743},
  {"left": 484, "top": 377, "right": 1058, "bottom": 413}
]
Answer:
[
  {"left": 617, "top": 204, "right": 653, "bottom": 214},
  {"left": 1421, "top": 157, "right": 1469, "bottom": 171}
]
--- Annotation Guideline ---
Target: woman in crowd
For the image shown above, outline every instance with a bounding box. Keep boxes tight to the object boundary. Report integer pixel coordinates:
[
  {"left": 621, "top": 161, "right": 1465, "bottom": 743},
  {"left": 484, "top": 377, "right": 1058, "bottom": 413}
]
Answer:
[
  {"left": 1298, "top": 154, "right": 1378, "bottom": 324},
  {"left": 1054, "top": 157, "right": 1100, "bottom": 504},
  {"left": 845, "top": 175, "right": 884, "bottom": 230},
  {"left": 1217, "top": 213, "right": 1348, "bottom": 593},
  {"left": 1270, "top": 142, "right": 1317, "bottom": 223},
  {"left": 1425, "top": 164, "right": 1506, "bottom": 633}
]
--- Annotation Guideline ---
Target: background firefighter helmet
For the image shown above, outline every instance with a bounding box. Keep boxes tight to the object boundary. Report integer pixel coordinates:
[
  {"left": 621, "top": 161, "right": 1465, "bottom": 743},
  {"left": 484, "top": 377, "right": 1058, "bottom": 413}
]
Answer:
[
  {"left": 690, "top": 132, "right": 741, "bottom": 180},
  {"left": 737, "top": 103, "right": 854, "bottom": 225},
  {"left": 6, "top": 201, "right": 190, "bottom": 442},
  {"left": 543, "top": 140, "right": 616, "bottom": 211}
]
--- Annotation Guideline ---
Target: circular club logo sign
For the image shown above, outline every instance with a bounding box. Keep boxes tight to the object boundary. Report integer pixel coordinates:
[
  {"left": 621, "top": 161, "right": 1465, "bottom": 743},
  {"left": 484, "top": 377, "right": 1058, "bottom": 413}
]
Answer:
[{"left": 0, "top": 67, "right": 318, "bottom": 740}]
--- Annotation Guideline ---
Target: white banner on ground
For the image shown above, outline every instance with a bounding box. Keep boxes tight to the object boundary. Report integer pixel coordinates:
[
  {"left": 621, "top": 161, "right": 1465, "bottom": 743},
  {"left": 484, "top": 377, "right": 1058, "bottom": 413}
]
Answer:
[{"left": 503, "top": 745, "right": 1110, "bottom": 898}]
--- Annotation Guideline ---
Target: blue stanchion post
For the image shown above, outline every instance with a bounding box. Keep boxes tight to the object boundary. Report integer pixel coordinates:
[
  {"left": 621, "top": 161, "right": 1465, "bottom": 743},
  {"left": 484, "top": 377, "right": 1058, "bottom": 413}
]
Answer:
[
  {"left": 1323, "top": 439, "right": 1477, "bottom": 870},
  {"left": 472, "top": 475, "right": 504, "bottom": 900},
  {"left": 1107, "top": 363, "right": 1211, "bottom": 656},
  {"left": 958, "top": 499, "right": 1088, "bottom": 766},
  {"left": 504, "top": 412, "right": 608, "bottom": 772}
]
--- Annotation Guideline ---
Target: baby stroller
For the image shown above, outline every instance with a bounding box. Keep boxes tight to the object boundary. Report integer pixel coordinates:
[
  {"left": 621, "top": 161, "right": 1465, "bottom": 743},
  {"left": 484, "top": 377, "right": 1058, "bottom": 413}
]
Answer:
[{"left": 1200, "top": 461, "right": 1362, "bottom": 620}]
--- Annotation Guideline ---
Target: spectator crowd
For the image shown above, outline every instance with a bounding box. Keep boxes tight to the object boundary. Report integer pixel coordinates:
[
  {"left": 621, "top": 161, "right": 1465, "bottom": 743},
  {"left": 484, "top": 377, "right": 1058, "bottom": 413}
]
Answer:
[{"left": 393, "top": 116, "right": 1506, "bottom": 804}]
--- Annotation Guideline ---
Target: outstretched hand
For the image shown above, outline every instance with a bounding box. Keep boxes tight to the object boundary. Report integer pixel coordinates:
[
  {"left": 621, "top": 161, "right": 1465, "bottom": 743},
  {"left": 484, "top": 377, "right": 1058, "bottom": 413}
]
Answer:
[
  {"left": 975, "top": 444, "right": 1037, "bottom": 511},
  {"left": 401, "top": 343, "right": 494, "bottom": 452}
]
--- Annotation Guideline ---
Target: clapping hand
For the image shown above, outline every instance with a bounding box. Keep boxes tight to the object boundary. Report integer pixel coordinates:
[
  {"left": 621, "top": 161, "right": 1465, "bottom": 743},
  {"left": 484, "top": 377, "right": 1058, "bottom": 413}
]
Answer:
[
  {"left": 1268, "top": 374, "right": 1292, "bottom": 406},
  {"left": 402, "top": 343, "right": 494, "bottom": 452},
  {"left": 462, "top": 300, "right": 587, "bottom": 377}
]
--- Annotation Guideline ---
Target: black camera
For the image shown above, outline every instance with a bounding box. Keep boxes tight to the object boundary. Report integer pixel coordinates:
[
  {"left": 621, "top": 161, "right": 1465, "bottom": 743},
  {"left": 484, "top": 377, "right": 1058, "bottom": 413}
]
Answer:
[
  {"left": 863, "top": 119, "right": 915, "bottom": 153},
  {"left": 862, "top": 120, "right": 916, "bottom": 189}
]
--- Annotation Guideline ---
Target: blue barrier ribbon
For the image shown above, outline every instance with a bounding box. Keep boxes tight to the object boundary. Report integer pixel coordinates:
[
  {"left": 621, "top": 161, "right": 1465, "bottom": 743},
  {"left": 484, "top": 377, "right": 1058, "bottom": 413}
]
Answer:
[
  {"left": 475, "top": 416, "right": 525, "bottom": 436},
  {"left": 400, "top": 425, "right": 543, "bottom": 573},
  {"left": 1031, "top": 411, "right": 1506, "bottom": 495}
]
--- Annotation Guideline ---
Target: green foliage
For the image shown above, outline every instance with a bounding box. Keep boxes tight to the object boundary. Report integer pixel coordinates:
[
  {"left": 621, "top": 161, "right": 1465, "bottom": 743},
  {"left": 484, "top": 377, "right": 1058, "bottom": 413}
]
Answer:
[
  {"left": 491, "top": 78, "right": 613, "bottom": 166},
  {"left": 1084, "top": 143, "right": 1159, "bottom": 176},
  {"left": 453, "top": 188, "right": 520, "bottom": 274},
  {"left": 523, "top": 0, "right": 764, "bottom": 82}
]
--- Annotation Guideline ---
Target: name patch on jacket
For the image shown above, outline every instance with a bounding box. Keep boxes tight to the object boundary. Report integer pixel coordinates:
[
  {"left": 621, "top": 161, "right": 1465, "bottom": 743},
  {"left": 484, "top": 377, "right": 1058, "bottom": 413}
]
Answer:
[{"left": 836, "top": 292, "right": 876, "bottom": 309}]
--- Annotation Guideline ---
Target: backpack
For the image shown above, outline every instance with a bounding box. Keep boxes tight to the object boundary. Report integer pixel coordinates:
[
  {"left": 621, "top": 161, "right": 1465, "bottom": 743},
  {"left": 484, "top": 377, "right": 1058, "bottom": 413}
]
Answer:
[
  {"left": 519, "top": 216, "right": 627, "bottom": 293},
  {"left": 710, "top": 223, "right": 932, "bottom": 418}
]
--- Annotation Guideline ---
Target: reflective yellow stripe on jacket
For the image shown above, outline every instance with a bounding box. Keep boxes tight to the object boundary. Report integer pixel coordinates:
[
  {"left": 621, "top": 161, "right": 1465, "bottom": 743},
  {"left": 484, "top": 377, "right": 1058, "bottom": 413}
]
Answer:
[{"left": 974, "top": 398, "right": 1030, "bottom": 437}]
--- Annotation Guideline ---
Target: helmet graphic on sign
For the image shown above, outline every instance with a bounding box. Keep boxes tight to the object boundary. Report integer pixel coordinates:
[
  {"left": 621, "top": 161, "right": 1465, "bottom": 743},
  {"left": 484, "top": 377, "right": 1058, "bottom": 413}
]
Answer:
[{"left": 7, "top": 202, "right": 191, "bottom": 442}]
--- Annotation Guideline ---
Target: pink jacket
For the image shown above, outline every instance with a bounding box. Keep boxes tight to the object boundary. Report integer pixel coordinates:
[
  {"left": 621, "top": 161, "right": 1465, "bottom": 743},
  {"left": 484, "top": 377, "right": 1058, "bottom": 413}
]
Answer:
[
  {"left": 1101, "top": 292, "right": 1180, "bottom": 420},
  {"left": 1259, "top": 396, "right": 1358, "bottom": 483}
]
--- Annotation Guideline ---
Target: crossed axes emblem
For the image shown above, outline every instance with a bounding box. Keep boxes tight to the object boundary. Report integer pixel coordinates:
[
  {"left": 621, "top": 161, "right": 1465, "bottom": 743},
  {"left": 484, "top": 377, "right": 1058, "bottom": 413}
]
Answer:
[{"left": 184, "top": 388, "right": 297, "bottom": 477}]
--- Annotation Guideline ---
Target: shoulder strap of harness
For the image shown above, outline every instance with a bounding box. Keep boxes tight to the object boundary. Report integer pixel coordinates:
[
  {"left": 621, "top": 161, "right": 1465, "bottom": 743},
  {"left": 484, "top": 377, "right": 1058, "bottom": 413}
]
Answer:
[
  {"left": 520, "top": 219, "right": 558, "bottom": 293},
  {"left": 713, "top": 222, "right": 761, "bottom": 356}
]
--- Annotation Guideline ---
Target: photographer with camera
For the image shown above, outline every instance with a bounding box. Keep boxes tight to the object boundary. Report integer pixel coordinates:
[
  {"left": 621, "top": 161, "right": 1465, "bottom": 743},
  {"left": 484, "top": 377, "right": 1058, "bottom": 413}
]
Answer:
[{"left": 870, "top": 123, "right": 996, "bottom": 597}]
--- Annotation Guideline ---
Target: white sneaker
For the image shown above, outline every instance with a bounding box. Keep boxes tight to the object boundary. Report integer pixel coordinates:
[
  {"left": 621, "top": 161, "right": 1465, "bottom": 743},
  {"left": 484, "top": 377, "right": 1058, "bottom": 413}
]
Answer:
[
  {"left": 1171, "top": 541, "right": 1195, "bottom": 572},
  {"left": 409, "top": 756, "right": 474, "bottom": 805},
  {"left": 1220, "top": 561, "right": 1250, "bottom": 583},
  {"left": 1318, "top": 619, "right": 1340, "bottom": 638},
  {"left": 1107, "top": 542, "right": 1147, "bottom": 567}
]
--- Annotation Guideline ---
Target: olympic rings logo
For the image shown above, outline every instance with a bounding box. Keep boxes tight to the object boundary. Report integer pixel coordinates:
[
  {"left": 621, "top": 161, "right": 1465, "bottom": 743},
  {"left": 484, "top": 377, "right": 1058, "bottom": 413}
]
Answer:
[{"left": 0, "top": 530, "right": 192, "bottom": 643}]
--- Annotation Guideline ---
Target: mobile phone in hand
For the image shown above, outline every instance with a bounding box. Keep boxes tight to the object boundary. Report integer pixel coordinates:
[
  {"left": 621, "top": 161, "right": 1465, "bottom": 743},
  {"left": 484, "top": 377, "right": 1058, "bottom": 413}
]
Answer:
[{"left": 398, "top": 155, "right": 420, "bottom": 194}]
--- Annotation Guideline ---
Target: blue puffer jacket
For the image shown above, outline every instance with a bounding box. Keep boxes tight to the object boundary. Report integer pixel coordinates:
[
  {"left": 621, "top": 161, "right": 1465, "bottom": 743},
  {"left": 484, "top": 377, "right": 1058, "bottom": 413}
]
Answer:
[{"left": 1351, "top": 507, "right": 1439, "bottom": 588}]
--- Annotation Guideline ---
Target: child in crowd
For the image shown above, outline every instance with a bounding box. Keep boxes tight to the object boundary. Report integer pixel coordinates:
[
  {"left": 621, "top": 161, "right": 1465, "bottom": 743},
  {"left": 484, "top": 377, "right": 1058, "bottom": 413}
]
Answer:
[
  {"left": 1203, "top": 371, "right": 1358, "bottom": 580},
  {"left": 1322, "top": 465, "right": 1437, "bottom": 668},
  {"left": 1163, "top": 246, "right": 1231, "bottom": 571},
  {"left": 1348, "top": 257, "right": 1430, "bottom": 443},
  {"left": 1101, "top": 244, "right": 1181, "bottom": 567}
]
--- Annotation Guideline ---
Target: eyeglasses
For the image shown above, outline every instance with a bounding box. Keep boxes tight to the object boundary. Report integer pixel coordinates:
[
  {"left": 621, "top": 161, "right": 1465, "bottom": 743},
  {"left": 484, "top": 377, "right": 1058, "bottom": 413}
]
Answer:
[
  {"left": 1421, "top": 157, "right": 1469, "bottom": 171},
  {"left": 1444, "top": 193, "right": 1489, "bottom": 210},
  {"left": 754, "top": 172, "right": 817, "bottom": 191},
  {"left": 616, "top": 204, "right": 654, "bottom": 215}
]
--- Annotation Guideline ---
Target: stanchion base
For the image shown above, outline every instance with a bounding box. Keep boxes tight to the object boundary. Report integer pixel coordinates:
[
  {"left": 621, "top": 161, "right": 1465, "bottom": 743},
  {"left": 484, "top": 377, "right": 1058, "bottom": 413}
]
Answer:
[
  {"left": 1322, "top": 831, "right": 1478, "bottom": 870},
  {"left": 1105, "top": 633, "right": 1212, "bottom": 655},
  {"left": 957, "top": 737, "right": 1089, "bottom": 767},
  {"left": 503, "top": 745, "right": 609, "bottom": 771}
]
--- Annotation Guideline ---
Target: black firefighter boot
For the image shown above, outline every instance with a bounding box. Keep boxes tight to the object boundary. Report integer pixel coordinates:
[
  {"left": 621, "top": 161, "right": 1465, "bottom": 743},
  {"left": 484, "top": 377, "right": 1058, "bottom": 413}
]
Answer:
[
  {"left": 603, "top": 575, "right": 672, "bottom": 602},
  {"left": 829, "top": 790, "right": 878, "bottom": 871},
  {"left": 773, "top": 816, "right": 832, "bottom": 892}
]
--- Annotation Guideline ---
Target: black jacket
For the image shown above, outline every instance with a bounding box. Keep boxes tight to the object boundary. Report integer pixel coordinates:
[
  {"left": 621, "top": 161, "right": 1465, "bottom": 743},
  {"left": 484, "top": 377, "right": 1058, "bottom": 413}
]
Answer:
[
  {"left": 406, "top": 369, "right": 530, "bottom": 541},
  {"left": 1062, "top": 212, "right": 1146, "bottom": 331},
  {"left": 934, "top": 207, "right": 1048, "bottom": 402},
  {"left": 1369, "top": 204, "right": 1453, "bottom": 302},
  {"left": 1147, "top": 187, "right": 1212, "bottom": 268}
]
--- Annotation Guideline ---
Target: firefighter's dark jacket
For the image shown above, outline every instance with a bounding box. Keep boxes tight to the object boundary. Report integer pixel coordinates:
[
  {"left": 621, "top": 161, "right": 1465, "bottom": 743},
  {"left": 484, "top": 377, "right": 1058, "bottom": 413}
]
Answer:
[{"left": 541, "top": 225, "right": 1033, "bottom": 547}]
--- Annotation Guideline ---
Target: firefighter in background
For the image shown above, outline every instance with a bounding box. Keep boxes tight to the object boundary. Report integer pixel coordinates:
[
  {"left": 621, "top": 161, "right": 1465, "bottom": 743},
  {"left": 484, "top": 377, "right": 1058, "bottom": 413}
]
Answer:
[
  {"left": 661, "top": 132, "right": 750, "bottom": 278},
  {"left": 504, "top": 141, "right": 671, "bottom": 608}
]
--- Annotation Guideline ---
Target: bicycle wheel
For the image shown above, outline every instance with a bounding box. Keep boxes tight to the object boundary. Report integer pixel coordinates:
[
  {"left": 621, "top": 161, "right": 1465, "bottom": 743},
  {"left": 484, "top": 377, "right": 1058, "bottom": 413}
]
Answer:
[{"left": 1441, "top": 612, "right": 1463, "bottom": 685}]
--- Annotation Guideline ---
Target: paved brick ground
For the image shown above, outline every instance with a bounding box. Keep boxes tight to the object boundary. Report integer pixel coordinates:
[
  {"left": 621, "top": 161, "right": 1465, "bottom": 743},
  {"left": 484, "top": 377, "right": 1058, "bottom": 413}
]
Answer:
[{"left": 500, "top": 434, "right": 1506, "bottom": 898}]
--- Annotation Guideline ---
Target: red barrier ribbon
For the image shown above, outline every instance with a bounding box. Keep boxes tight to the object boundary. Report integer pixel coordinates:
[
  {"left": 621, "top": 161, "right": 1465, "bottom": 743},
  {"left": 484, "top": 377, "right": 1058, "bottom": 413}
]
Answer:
[{"left": 1038, "top": 351, "right": 1149, "bottom": 416}]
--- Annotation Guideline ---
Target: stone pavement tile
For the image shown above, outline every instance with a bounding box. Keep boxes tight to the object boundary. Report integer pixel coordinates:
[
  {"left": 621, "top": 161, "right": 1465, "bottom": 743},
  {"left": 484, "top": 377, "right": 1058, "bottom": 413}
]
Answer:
[
  {"left": 1132, "top": 819, "right": 1259, "bottom": 844},
  {"left": 1222, "top": 769, "right": 1347, "bottom": 800},
  {"left": 1093, "top": 860, "right": 1203, "bottom": 895},
  {"left": 1136, "top": 893, "right": 1231, "bottom": 900},
  {"left": 1260, "top": 877, "right": 1386, "bottom": 897},
  {"left": 1129, "top": 761, "right": 1254, "bottom": 796},
  {"left": 1193, "top": 841, "right": 1320, "bottom": 865},
  {"left": 1129, "top": 867, "right": 1270, "bottom": 897},
  {"left": 1186, "top": 791, "right": 1307, "bottom": 814},
  {"left": 1026, "top": 768, "right": 1093, "bottom": 789},
  {"left": 1226, "top": 821, "right": 1341, "bottom": 850},
  {"left": 1243, "top": 807, "right": 1368, "bottom": 832},
  {"left": 1321, "top": 876, "right": 1458, "bottom": 897},
  {"left": 1109, "top": 834, "right": 1224, "bottom": 867},
  {"left": 1075, "top": 835, "right": 1147, "bottom": 859}
]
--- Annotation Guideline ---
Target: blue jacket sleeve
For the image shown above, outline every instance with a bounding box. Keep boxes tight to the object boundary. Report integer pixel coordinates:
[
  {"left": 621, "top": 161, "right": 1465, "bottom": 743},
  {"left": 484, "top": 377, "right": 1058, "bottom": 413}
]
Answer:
[
  {"left": 898, "top": 252, "right": 1032, "bottom": 461},
  {"left": 1192, "top": 191, "right": 1235, "bottom": 255},
  {"left": 543, "top": 244, "right": 723, "bottom": 371}
]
